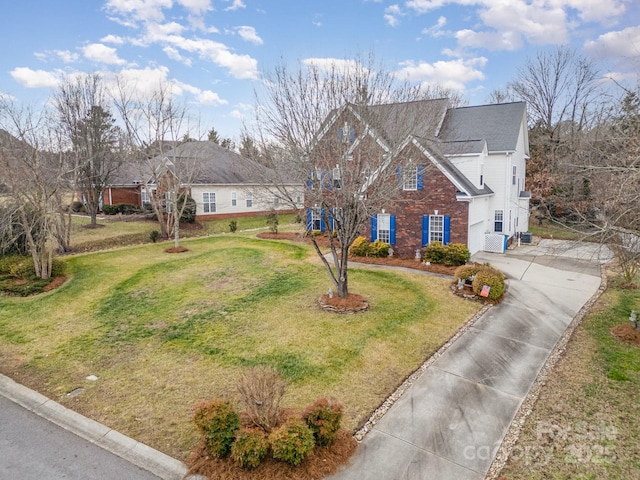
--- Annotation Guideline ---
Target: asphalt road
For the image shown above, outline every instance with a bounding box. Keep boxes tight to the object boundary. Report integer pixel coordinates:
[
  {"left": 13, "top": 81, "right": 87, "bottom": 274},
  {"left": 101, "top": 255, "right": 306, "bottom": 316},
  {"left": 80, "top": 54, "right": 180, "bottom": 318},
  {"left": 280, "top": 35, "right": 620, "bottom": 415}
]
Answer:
[{"left": 0, "top": 395, "right": 162, "bottom": 480}]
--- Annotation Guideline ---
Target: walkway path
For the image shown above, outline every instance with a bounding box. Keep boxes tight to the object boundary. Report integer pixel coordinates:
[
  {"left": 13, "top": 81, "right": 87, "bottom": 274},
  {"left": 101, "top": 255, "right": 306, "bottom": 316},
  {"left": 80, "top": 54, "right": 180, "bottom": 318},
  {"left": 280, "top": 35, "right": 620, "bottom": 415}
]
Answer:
[{"left": 329, "top": 240, "right": 609, "bottom": 480}]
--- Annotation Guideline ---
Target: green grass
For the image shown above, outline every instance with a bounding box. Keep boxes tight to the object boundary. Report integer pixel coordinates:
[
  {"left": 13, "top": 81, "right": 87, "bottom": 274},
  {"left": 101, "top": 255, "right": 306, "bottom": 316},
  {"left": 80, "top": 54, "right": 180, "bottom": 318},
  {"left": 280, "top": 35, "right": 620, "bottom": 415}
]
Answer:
[
  {"left": 499, "top": 278, "right": 640, "bottom": 479},
  {"left": 0, "top": 235, "right": 478, "bottom": 460}
]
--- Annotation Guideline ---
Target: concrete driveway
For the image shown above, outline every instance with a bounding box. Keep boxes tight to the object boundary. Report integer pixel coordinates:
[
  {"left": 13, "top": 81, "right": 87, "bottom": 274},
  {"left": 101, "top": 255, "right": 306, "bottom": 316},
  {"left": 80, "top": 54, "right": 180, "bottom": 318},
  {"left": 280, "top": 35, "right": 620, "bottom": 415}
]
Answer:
[{"left": 329, "top": 240, "right": 608, "bottom": 480}]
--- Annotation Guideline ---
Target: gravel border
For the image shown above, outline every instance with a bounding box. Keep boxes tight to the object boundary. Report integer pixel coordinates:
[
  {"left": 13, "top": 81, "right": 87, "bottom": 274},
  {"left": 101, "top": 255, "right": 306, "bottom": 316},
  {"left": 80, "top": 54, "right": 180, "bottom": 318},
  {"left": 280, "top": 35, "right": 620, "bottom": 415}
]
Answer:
[
  {"left": 484, "top": 263, "right": 609, "bottom": 479},
  {"left": 353, "top": 301, "right": 493, "bottom": 441}
]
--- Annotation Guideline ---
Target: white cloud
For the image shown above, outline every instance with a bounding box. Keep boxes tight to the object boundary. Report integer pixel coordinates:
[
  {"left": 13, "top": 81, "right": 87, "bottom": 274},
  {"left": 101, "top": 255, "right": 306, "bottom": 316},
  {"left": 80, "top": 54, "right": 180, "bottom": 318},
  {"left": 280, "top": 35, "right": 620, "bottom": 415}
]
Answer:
[
  {"left": 456, "top": 29, "right": 523, "bottom": 51},
  {"left": 302, "top": 58, "right": 364, "bottom": 74},
  {"left": 384, "top": 4, "right": 403, "bottom": 27},
  {"left": 163, "top": 35, "right": 259, "bottom": 79},
  {"left": 82, "top": 43, "right": 127, "bottom": 65},
  {"left": 177, "top": 0, "right": 212, "bottom": 15},
  {"left": 0, "top": 91, "right": 17, "bottom": 101},
  {"left": 565, "top": 0, "right": 626, "bottom": 23},
  {"left": 144, "top": 21, "right": 186, "bottom": 43},
  {"left": 163, "top": 46, "right": 193, "bottom": 66},
  {"left": 34, "top": 50, "right": 79, "bottom": 63},
  {"left": 101, "top": 34, "right": 126, "bottom": 45},
  {"left": 422, "top": 16, "right": 447, "bottom": 37},
  {"left": 395, "top": 57, "right": 486, "bottom": 91},
  {"left": 104, "top": 0, "right": 172, "bottom": 24},
  {"left": 585, "top": 25, "right": 640, "bottom": 60},
  {"left": 197, "top": 90, "right": 227, "bottom": 105},
  {"left": 10, "top": 67, "right": 61, "bottom": 88},
  {"left": 235, "top": 26, "right": 263, "bottom": 45},
  {"left": 224, "top": 0, "right": 246, "bottom": 11},
  {"left": 115, "top": 66, "right": 172, "bottom": 97}
]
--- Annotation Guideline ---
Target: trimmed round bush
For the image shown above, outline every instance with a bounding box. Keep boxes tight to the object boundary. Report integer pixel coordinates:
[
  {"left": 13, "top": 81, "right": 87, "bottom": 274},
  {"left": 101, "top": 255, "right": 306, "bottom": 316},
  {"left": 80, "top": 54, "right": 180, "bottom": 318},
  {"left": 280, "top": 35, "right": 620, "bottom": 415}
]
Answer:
[
  {"left": 193, "top": 399, "right": 240, "bottom": 458},
  {"left": 231, "top": 429, "right": 269, "bottom": 470},
  {"left": 369, "top": 240, "right": 390, "bottom": 258},
  {"left": 454, "top": 264, "right": 480, "bottom": 281},
  {"left": 50, "top": 259, "right": 67, "bottom": 277},
  {"left": 349, "top": 236, "right": 371, "bottom": 257},
  {"left": 268, "top": 418, "right": 315, "bottom": 466},
  {"left": 442, "top": 243, "right": 470, "bottom": 266},
  {"left": 423, "top": 242, "right": 446, "bottom": 264},
  {"left": 472, "top": 266, "right": 506, "bottom": 300},
  {"left": 303, "top": 398, "right": 343, "bottom": 447}
]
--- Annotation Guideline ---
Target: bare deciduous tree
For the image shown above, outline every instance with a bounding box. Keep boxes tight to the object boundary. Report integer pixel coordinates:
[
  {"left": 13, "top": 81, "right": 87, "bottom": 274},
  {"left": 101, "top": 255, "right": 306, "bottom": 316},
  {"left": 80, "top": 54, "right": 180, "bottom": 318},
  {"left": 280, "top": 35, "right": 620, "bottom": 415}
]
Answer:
[
  {"left": 251, "top": 54, "right": 449, "bottom": 297},
  {"left": 54, "top": 73, "right": 123, "bottom": 227},
  {"left": 113, "top": 79, "right": 199, "bottom": 247},
  {"left": 0, "top": 102, "right": 66, "bottom": 278}
]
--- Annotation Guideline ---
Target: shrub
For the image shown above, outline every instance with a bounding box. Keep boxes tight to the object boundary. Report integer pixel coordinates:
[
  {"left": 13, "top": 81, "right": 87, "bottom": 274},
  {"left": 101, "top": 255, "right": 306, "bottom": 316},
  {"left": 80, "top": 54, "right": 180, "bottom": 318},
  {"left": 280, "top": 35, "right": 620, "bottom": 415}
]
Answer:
[
  {"left": 472, "top": 266, "right": 506, "bottom": 300},
  {"left": 369, "top": 240, "right": 390, "bottom": 258},
  {"left": 178, "top": 194, "right": 196, "bottom": 223},
  {"left": 8, "top": 259, "right": 34, "bottom": 279},
  {"left": 50, "top": 259, "right": 66, "bottom": 277},
  {"left": 71, "top": 201, "right": 84, "bottom": 213},
  {"left": 268, "top": 418, "right": 315, "bottom": 466},
  {"left": 303, "top": 398, "right": 343, "bottom": 446},
  {"left": 423, "top": 242, "right": 446, "bottom": 264},
  {"left": 266, "top": 211, "right": 279, "bottom": 234},
  {"left": 231, "top": 429, "right": 270, "bottom": 470},
  {"left": 454, "top": 264, "right": 480, "bottom": 281},
  {"left": 442, "top": 243, "right": 470, "bottom": 266},
  {"left": 102, "top": 203, "right": 140, "bottom": 215},
  {"left": 229, "top": 220, "right": 238, "bottom": 233},
  {"left": 0, "top": 255, "right": 25, "bottom": 275},
  {"left": 149, "top": 230, "right": 159, "bottom": 243},
  {"left": 349, "top": 236, "right": 371, "bottom": 257},
  {"left": 237, "top": 366, "right": 287, "bottom": 432},
  {"left": 193, "top": 399, "right": 240, "bottom": 458}
]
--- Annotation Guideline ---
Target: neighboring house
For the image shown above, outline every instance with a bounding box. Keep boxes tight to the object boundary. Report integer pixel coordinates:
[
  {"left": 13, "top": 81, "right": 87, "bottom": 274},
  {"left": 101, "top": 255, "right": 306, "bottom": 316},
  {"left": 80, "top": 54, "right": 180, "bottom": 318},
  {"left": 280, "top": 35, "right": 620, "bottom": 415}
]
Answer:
[
  {"left": 104, "top": 141, "right": 304, "bottom": 220},
  {"left": 307, "top": 99, "right": 530, "bottom": 256}
]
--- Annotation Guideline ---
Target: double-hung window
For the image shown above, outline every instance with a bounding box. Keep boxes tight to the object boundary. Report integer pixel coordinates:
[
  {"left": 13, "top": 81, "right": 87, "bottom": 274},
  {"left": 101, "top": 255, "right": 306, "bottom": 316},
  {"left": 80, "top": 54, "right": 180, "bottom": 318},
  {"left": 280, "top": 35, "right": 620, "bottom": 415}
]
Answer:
[
  {"left": 403, "top": 164, "right": 418, "bottom": 190},
  {"left": 311, "top": 208, "right": 322, "bottom": 231},
  {"left": 377, "top": 214, "right": 391, "bottom": 244},
  {"left": 141, "top": 189, "right": 150, "bottom": 205},
  {"left": 332, "top": 165, "right": 342, "bottom": 189},
  {"left": 429, "top": 215, "right": 444, "bottom": 243},
  {"left": 231, "top": 191, "right": 237, "bottom": 207},
  {"left": 494, "top": 210, "right": 504, "bottom": 233},
  {"left": 246, "top": 191, "right": 253, "bottom": 208},
  {"left": 203, "top": 192, "right": 216, "bottom": 213}
]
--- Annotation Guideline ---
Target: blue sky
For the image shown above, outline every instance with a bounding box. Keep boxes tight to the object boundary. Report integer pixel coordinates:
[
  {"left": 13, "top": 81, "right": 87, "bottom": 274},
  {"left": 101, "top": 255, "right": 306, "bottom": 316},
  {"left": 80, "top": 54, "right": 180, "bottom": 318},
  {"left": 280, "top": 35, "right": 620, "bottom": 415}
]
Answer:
[{"left": 1, "top": 0, "right": 639, "bottom": 140}]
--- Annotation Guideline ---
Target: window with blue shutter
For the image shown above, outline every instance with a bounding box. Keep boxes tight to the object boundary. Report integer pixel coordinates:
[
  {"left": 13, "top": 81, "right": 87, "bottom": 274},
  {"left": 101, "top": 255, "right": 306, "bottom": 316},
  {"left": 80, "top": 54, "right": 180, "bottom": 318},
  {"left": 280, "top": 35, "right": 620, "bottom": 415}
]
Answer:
[
  {"left": 422, "top": 215, "right": 429, "bottom": 246},
  {"left": 370, "top": 215, "right": 377, "bottom": 242},
  {"left": 443, "top": 216, "right": 451, "bottom": 245},
  {"left": 389, "top": 215, "right": 396, "bottom": 245},
  {"left": 349, "top": 126, "right": 355, "bottom": 142},
  {"left": 417, "top": 164, "right": 424, "bottom": 190},
  {"left": 396, "top": 165, "right": 403, "bottom": 188}
]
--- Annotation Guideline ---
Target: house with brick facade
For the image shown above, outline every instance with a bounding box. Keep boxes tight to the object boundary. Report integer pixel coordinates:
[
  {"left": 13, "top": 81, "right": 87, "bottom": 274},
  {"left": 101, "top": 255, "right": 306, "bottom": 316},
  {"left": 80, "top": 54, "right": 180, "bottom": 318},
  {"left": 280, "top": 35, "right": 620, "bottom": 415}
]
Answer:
[
  {"left": 306, "top": 99, "right": 530, "bottom": 256},
  {"left": 104, "top": 141, "right": 304, "bottom": 220}
]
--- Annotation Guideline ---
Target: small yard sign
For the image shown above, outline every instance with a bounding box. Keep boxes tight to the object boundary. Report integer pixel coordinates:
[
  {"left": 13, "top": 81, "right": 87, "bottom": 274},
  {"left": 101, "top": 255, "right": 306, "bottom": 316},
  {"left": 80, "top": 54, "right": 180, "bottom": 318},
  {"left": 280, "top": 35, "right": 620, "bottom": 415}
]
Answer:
[{"left": 480, "top": 285, "right": 491, "bottom": 298}]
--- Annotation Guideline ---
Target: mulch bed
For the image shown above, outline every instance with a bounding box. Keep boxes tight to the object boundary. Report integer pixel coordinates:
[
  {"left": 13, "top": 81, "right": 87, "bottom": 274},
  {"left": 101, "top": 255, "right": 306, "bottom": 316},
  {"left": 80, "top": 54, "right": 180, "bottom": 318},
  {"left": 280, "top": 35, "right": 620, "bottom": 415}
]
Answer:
[
  {"left": 165, "top": 246, "right": 189, "bottom": 253},
  {"left": 255, "top": 232, "right": 457, "bottom": 276},
  {"left": 43, "top": 275, "right": 67, "bottom": 291},
  {"left": 318, "top": 293, "right": 369, "bottom": 314},
  {"left": 185, "top": 429, "right": 357, "bottom": 480},
  {"left": 611, "top": 323, "right": 640, "bottom": 347}
]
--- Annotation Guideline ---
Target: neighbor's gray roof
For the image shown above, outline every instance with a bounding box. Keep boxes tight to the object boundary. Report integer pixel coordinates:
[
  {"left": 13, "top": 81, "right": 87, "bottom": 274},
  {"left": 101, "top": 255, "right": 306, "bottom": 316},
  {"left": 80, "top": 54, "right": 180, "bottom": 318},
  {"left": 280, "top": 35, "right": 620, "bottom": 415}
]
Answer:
[
  {"left": 438, "top": 102, "right": 526, "bottom": 153},
  {"left": 158, "top": 141, "right": 265, "bottom": 184}
]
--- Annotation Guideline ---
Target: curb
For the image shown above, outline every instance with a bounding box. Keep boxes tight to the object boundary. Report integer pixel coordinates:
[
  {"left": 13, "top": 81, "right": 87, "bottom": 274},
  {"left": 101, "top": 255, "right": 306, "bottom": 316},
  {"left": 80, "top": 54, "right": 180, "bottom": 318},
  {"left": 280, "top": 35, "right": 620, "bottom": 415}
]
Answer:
[{"left": 0, "top": 373, "right": 203, "bottom": 480}]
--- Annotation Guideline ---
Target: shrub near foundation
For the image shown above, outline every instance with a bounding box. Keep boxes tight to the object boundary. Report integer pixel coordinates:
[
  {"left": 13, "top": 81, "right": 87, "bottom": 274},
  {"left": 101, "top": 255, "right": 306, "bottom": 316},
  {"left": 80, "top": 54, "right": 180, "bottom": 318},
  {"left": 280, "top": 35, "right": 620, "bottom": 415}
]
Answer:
[
  {"left": 268, "top": 418, "right": 315, "bottom": 466},
  {"left": 193, "top": 398, "right": 240, "bottom": 458},
  {"left": 303, "top": 398, "right": 343, "bottom": 446},
  {"left": 349, "top": 236, "right": 371, "bottom": 256}
]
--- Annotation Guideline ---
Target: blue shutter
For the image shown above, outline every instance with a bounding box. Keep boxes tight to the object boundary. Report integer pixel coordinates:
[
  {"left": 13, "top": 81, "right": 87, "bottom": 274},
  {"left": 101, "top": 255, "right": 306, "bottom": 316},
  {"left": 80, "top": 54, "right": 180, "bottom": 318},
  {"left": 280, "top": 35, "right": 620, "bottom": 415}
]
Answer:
[
  {"left": 306, "top": 170, "right": 312, "bottom": 189},
  {"left": 338, "top": 127, "right": 343, "bottom": 141},
  {"left": 306, "top": 208, "right": 312, "bottom": 231},
  {"left": 319, "top": 208, "right": 326, "bottom": 232},
  {"left": 349, "top": 126, "right": 355, "bottom": 142},
  {"left": 417, "top": 164, "right": 424, "bottom": 190},
  {"left": 370, "top": 215, "right": 378, "bottom": 242},
  {"left": 422, "top": 215, "right": 430, "bottom": 246},
  {"left": 396, "top": 166, "right": 403, "bottom": 188},
  {"left": 443, "top": 216, "right": 451, "bottom": 245},
  {"left": 390, "top": 215, "right": 396, "bottom": 245},
  {"left": 329, "top": 208, "right": 335, "bottom": 231}
]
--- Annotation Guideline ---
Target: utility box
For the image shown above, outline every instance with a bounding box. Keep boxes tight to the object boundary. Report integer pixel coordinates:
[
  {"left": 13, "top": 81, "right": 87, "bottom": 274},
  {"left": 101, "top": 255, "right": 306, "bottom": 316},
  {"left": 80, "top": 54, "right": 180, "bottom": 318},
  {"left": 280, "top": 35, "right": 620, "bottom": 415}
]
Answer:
[{"left": 521, "top": 232, "right": 532, "bottom": 244}]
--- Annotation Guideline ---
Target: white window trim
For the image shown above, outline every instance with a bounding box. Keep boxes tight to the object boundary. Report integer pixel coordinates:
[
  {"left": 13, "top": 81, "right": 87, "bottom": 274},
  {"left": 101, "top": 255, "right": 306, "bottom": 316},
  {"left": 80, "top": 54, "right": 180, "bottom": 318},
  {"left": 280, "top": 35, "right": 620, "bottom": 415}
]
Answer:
[
  {"left": 202, "top": 192, "right": 216, "bottom": 213},
  {"left": 246, "top": 191, "right": 253, "bottom": 208},
  {"left": 494, "top": 210, "right": 504, "bottom": 233},
  {"left": 403, "top": 164, "right": 418, "bottom": 191},
  {"left": 231, "top": 191, "right": 237, "bottom": 207},
  {"left": 429, "top": 214, "right": 444, "bottom": 243},
  {"left": 377, "top": 213, "right": 391, "bottom": 244}
]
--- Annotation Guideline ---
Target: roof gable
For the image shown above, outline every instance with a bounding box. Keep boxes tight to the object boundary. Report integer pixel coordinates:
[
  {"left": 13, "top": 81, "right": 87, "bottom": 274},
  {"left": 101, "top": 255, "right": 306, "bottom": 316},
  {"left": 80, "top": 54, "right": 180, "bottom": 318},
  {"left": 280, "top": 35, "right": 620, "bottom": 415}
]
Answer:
[{"left": 438, "top": 102, "right": 527, "bottom": 153}]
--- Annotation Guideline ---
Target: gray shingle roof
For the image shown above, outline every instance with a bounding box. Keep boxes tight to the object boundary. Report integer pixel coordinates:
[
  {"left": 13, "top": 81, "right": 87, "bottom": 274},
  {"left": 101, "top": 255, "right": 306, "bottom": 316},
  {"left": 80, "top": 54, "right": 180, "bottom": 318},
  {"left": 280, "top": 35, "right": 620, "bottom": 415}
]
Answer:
[{"left": 438, "top": 102, "right": 526, "bottom": 152}]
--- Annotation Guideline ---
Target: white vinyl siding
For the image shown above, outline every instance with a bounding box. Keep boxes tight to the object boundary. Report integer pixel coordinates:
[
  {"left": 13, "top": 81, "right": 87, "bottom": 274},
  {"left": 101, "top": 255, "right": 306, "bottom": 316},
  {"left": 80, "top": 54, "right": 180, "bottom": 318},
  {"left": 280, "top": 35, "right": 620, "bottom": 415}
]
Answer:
[{"left": 246, "top": 191, "right": 253, "bottom": 208}]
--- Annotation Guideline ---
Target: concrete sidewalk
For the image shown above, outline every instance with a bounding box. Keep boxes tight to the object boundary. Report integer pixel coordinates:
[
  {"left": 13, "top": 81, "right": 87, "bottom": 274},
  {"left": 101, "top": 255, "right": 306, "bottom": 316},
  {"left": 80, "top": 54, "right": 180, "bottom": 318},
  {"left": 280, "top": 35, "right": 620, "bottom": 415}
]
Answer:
[{"left": 329, "top": 240, "right": 606, "bottom": 480}]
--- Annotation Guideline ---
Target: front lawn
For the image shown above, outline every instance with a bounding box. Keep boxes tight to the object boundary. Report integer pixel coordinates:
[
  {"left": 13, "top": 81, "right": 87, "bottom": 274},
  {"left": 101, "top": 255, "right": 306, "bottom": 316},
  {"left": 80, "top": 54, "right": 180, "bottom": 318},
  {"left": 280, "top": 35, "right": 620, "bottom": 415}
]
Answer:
[{"left": 0, "top": 235, "right": 479, "bottom": 460}]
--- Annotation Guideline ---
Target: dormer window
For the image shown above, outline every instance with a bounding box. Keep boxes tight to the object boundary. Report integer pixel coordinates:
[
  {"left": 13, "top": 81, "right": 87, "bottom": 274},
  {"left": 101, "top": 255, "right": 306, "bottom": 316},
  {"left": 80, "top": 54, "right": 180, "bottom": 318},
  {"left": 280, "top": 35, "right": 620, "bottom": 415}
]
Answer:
[{"left": 338, "top": 122, "right": 355, "bottom": 143}]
